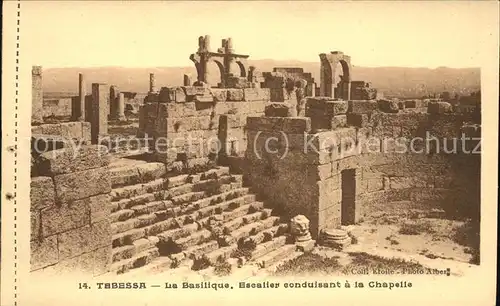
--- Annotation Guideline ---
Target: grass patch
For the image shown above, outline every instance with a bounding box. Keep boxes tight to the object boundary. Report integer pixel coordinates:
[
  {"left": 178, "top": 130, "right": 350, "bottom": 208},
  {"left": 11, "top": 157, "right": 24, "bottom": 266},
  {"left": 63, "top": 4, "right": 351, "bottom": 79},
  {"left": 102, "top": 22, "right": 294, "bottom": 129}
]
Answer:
[
  {"left": 273, "top": 252, "right": 427, "bottom": 276},
  {"left": 398, "top": 220, "right": 435, "bottom": 235}
]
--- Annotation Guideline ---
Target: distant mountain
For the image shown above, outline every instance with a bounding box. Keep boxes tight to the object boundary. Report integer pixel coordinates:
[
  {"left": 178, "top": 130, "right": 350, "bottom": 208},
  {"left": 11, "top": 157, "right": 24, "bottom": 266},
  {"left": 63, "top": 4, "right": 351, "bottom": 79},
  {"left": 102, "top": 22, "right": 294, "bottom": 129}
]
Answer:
[{"left": 42, "top": 60, "right": 480, "bottom": 99}]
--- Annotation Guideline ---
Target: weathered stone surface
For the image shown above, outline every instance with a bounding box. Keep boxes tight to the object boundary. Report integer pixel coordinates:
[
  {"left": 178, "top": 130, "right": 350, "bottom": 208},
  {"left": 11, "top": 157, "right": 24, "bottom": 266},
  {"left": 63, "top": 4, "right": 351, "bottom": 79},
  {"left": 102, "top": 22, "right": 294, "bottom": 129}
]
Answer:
[
  {"left": 58, "top": 225, "right": 93, "bottom": 259},
  {"left": 428, "top": 101, "right": 453, "bottom": 114},
  {"left": 264, "top": 103, "right": 296, "bottom": 117},
  {"left": 377, "top": 99, "right": 399, "bottom": 113},
  {"left": 53, "top": 167, "right": 111, "bottom": 203},
  {"left": 210, "top": 89, "right": 227, "bottom": 102},
  {"left": 41, "top": 198, "right": 90, "bottom": 237},
  {"left": 93, "top": 245, "right": 112, "bottom": 275},
  {"left": 89, "top": 194, "right": 111, "bottom": 223},
  {"left": 290, "top": 215, "right": 312, "bottom": 242},
  {"left": 226, "top": 89, "right": 244, "bottom": 101},
  {"left": 31, "top": 210, "right": 41, "bottom": 241},
  {"left": 243, "top": 88, "right": 270, "bottom": 102},
  {"left": 331, "top": 115, "right": 347, "bottom": 129},
  {"left": 37, "top": 145, "right": 109, "bottom": 176},
  {"left": 307, "top": 99, "right": 348, "bottom": 116},
  {"left": 158, "top": 87, "right": 186, "bottom": 103},
  {"left": 31, "top": 235, "right": 58, "bottom": 271},
  {"left": 157, "top": 102, "right": 196, "bottom": 118},
  {"left": 346, "top": 113, "right": 369, "bottom": 127},
  {"left": 348, "top": 100, "right": 378, "bottom": 113},
  {"left": 246, "top": 117, "right": 311, "bottom": 133},
  {"left": 91, "top": 219, "right": 112, "bottom": 249},
  {"left": 55, "top": 252, "right": 94, "bottom": 275},
  {"left": 31, "top": 176, "right": 55, "bottom": 210}
]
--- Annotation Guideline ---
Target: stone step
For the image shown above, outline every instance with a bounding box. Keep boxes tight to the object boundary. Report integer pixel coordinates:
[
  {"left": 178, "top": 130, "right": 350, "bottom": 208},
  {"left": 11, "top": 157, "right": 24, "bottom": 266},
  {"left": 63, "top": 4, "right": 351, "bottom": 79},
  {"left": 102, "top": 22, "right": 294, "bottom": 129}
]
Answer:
[
  {"left": 241, "top": 223, "right": 289, "bottom": 248},
  {"left": 173, "top": 229, "right": 213, "bottom": 250},
  {"left": 109, "top": 247, "right": 159, "bottom": 274},
  {"left": 249, "top": 235, "right": 288, "bottom": 260},
  {"left": 202, "top": 245, "right": 238, "bottom": 266},
  {"left": 110, "top": 162, "right": 166, "bottom": 188},
  {"left": 201, "top": 167, "right": 230, "bottom": 180},
  {"left": 110, "top": 192, "right": 165, "bottom": 212},
  {"left": 111, "top": 237, "right": 158, "bottom": 263},
  {"left": 110, "top": 178, "right": 166, "bottom": 202},
  {"left": 228, "top": 216, "right": 281, "bottom": 242},
  {"left": 170, "top": 191, "right": 206, "bottom": 206},
  {"left": 119, "top": 256, "right": 173, "bottom": 276},
  {"left": 112, "top": 228, "right": 147, "bottom": 247},
  {"left": 157, "top": 223, "right": 200, "bottom": 243},
  {"left": 183, "top": 241, "right": 219, "bottom": 261},
  {"left": 254, "top": 244, "right": 297, "bottom": 269}
]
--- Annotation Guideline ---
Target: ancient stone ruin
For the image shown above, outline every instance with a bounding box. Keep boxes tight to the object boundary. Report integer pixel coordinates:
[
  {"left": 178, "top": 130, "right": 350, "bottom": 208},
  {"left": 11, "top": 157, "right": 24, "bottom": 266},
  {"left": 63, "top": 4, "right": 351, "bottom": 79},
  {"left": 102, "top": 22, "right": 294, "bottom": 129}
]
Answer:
[{"left": 30, "top": 35, "right": 481, "bottom": 277}]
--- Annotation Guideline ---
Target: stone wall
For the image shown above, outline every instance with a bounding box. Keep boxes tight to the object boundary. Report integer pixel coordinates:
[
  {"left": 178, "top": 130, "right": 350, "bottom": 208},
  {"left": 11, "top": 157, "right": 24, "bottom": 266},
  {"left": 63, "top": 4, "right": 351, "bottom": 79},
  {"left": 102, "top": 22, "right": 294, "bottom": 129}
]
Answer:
[
  {"left": 42, "top": 98, "right": 73, "bottom": 118},
  {"left": 244, "top": 98, "right": 481, "bottom": 238},
  {"left": 139, "top": 86, "right": 271, "bottom": 168},
  {"left": 30, "top": 145, "right": 112, "bottom": 275}
]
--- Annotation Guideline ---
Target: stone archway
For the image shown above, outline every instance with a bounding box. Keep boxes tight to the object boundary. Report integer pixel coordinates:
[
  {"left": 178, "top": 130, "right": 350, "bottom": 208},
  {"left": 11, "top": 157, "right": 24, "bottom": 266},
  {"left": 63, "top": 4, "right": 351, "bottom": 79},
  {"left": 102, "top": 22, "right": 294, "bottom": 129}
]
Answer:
[
  {"left": 319, "top": 51, "right": 352, "bottom": 100},
  {"left": 190, "top": 35, "right": 250, "bottom": 88}
]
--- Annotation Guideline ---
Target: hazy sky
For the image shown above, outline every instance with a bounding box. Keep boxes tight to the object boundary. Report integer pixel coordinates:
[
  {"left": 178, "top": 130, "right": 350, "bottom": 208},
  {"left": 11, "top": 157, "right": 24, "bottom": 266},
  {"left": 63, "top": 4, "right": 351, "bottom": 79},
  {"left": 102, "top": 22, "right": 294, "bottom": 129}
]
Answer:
[{"left": 23, "top": 1, "right": 497, "bottom": 68}]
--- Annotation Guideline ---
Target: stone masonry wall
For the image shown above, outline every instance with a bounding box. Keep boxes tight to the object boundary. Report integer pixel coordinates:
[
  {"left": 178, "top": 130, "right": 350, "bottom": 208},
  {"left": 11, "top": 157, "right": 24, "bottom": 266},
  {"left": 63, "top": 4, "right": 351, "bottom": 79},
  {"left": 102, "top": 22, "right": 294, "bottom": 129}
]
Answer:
[
  {"left": 244, "top": 99, "right": 481, "bottom": 238},
  {"left": 30, "top": 145, "right": 112, "bottom": 275},
  {"left": 139, "top": 86, "right": 271, "bottom": 168}
]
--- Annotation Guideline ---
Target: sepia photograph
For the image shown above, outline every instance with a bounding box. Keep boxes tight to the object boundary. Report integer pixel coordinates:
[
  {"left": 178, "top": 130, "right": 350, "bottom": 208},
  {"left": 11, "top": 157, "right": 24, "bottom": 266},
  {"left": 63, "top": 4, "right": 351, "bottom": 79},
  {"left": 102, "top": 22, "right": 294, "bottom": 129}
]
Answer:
[{"left": 1, "top": 1, "right": 498, "bottom": 305}]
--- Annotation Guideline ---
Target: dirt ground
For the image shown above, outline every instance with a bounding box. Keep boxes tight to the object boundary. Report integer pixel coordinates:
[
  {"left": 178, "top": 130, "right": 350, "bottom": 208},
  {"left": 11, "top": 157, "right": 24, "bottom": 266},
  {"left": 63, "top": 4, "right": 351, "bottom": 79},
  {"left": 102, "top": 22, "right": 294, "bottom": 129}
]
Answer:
[{"left": 349, "top": 216, "right": 479, "bottom": 265}]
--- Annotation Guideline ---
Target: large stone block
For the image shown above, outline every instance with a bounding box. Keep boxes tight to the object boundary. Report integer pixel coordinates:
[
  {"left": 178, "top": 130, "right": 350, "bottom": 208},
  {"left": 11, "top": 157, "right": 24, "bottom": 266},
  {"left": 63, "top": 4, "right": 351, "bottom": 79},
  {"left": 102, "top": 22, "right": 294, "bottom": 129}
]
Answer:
[
  {"left": 88, "top": 194, "right": 111, "bottom": 224},
  {"left": 264, "top": 103, "right": 296, "bottom": 117},
  {"left": 56, "top": 252, "right": 94, "bottom": 275},
  {"left": 41, "top": 198, "right": 91, "bottom": 237},
  {"left": 246, "top": 117, "right": 311, "bottom": 133},
  {"left": 37, "top": 145, "right": 110, "bottom": 176},
  {"left": 91, "top": 219, "right": 112, "bottom": 249},
  {"left": 157, "top": 102, "right": 196, "bottom": 118},
  {"left": 210, "top": 89, "right": 227, "bottom": 102},
  {"left": 158, "top": 87, "right": 186, "bottom": 103},
  {"left": 93, "top": 245, "right": 112, "bottom": 276},
  {"left": 243, "top": 88, "right": 270, "bottom": 102},
  {"left": 331, "top": 115, "right": 347, "bottom": 129},
  {"left": 58, "top": 225, "right": 93, "bottom": 259},
  {"left": 348, "top": 100, "right": 379, "bottom": 113},
  {"left": 31, "top": 210, "right": 41, "bottom": 241},
  {"left": 31, "top": 235, "right": 58, "bottom": 271},
  {"left": 377, "top": 99, "right": 399, "bottom": 113},
  {"left": 226, "top": 89, "right": 244, "bottom": 102},
  {"left": 428, "top": 101, "right": 453, "bottom": 114},
  {"left": 307, "top": 98, "right": 348, "bottom": 116},
  {"left": 53, "top": 167, "right": 111, "bottom": 203},
  {"left": 31, "top": 176, "right": 56, "bottom": 210}
]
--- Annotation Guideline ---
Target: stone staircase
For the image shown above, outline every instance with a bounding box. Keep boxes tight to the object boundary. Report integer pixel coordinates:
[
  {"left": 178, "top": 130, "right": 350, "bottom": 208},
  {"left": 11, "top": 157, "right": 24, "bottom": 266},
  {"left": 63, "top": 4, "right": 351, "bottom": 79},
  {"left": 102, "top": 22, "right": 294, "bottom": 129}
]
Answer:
[{"left": 107, "top": 160, "right": 307, "bottom": 276}]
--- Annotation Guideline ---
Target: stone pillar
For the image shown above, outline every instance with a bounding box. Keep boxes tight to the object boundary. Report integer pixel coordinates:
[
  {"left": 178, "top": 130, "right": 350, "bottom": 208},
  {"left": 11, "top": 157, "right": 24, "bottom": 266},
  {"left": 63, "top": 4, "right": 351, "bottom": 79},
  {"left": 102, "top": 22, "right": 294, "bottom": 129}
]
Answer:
[
  {"left": 116, "top": 93, "right": 126, "bottom": 121},
  {"left": 149, "top": 73, "right": 156, "bottom": 93},
  {"left": 183, "top": 74, "right": 192, "bottom": 86},
  {"left": 32, "top": 66, "right": 43, "bottom": 124},
  {"left": 91, "top": 83, "right": 109, "bottom": 144},
  {"left": 109, "top": 85, "right": 119, "bottom": 119},
  {"left": 78, "top": 73, "right": 86, "bottom": 121}
]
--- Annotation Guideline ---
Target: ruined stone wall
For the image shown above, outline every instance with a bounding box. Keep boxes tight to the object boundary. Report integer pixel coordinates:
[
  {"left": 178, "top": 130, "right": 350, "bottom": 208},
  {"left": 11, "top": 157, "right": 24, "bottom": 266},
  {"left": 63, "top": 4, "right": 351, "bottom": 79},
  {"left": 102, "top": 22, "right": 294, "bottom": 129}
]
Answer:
[
  {"left": 42, "top": 98, "right": 73, "bottom": 118},
  {"left": 139, "top": 86, "right": 271, "bottom": 168},
  {"left": 244, "top": 99, "right": 481, "bottom": 238},
  {"left": 30, "top": 145, "right": 112, "bottom": 275}
]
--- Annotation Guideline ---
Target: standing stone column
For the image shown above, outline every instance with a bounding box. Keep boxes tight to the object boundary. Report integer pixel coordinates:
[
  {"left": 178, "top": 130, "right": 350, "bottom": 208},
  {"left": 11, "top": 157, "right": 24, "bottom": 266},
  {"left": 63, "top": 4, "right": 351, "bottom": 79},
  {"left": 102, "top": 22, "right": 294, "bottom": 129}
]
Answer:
[
  {"left": 32, "top": 66, "right": 44, "bottom": 124},
  {"left": 116, "top": 92, "right": 126, "bottom": 121},
  {"left": 78, "top": 73, "right": 86, "bottom": 121},
  {"left": 183, "top": 74, "right": 192, "bottom": 86},
  {"left": 109, "top": 85, "right": 120, "bottom": 119},
  {"left": 91, "top": 83, "right": 109, "bottom": 144},
  {"left": 149, "top": 73, "right": 156, "bottom": 93}
]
